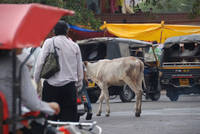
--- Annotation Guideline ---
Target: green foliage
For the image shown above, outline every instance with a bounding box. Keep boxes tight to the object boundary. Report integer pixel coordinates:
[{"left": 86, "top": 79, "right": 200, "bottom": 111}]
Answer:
[
  {"left": 63, "top": 0, "right": 101, "bottom": 30},
  {"left": 191, "top": 0, "right": 200, "bottom": 16},
  {"left": 138, "top": 0, "right": 199, "bottom": 15},
  {"left": 41, "top": 0, "right": 64, "bottom": 7},
  {"left": 0, "top": 0, "right": 34, "bottom": 3},
  {"left": 0, "top": 0, "right": 102, "bottom": 30}
]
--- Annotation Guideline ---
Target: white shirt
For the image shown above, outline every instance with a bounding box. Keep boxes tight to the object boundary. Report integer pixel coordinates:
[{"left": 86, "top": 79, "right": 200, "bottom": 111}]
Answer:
[
  {"left": 0, "top": 56, "right": 55, "bottom": 119},
  {"left": 34, "top": 35, "right": 83, "bottom": 87},
  {"left": 17, "top": 48, "right": 35, "bottom": 67},
  {"left": 18, "top": 47, "right": 41, "bottom": 77}
]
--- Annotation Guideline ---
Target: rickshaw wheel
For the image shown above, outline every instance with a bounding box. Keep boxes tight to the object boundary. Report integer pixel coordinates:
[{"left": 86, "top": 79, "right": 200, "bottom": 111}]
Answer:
[
  {"left": 119, "top": 85, "right": 135, "bottom": 102},
  {"left": 166, "top": 89, "right": 179, "bottom": 101},
  {"left": 149, "top": 91, "right": 161, "bottom": 101}
]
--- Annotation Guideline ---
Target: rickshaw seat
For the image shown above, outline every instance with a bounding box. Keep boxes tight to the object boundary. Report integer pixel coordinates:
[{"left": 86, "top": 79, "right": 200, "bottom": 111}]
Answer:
[
  {"left": 0, "top": 91, "right": 42, "bottom": 134},
  {"left": 0, "top": 91, "right": 9, "bottom": 134}
]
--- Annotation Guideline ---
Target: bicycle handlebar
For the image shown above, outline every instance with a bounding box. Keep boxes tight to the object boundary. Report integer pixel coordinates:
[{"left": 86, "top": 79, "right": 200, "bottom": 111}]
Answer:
[{"left": 47, "top": 120, "right": 102, "bottom": 134}]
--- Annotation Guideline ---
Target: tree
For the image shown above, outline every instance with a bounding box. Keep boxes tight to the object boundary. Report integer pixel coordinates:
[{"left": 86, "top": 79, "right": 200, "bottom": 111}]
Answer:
[
  {"left": 191, "top": 0, "right": 200, "bottom": 16},
  {"left": 138, "top": 0, "right": 200, "bottom": 16},
  {"left": 0, "top": 0, "right": 102, "bottom": 30},
  {"left": 63, "top": 0, "right": 101, "bottom": 30}
]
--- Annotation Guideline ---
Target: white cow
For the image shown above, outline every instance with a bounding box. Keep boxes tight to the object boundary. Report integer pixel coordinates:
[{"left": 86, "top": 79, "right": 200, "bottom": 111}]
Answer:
[{"left": 84, "top": 56, "right": 144, "bottom": 117}]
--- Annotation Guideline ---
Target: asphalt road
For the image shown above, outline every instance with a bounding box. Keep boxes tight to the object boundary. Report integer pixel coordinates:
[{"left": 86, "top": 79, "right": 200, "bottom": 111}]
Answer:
[{"left": 80, "top": 91, "right": 200, "bottom": 134}]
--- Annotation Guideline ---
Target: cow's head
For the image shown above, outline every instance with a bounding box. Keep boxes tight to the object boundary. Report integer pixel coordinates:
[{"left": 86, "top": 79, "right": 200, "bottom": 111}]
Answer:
[{"left": 83, "top": 61, "right": 88, "bottom": 67}]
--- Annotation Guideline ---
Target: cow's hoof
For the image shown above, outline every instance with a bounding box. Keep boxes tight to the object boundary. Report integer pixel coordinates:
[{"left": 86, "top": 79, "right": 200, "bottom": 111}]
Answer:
[
  {"left": 135, "top": 112, "right": 140, "bottom": 117},
  {"left": 96, "top": 113, "right": 101, "bottom": 116},
  {"left": 105, "top": 113, "right": 110, "bottom": 117}
]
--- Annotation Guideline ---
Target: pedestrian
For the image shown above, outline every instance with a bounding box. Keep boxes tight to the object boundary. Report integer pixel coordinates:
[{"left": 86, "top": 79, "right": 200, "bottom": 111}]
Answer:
[
  {"left": 34, "top": 20, "right": 83, "bottom": 122},
  {"left": 81, "top": 62, "right": 93, "bottom": 120},
  {"left": 0, "top": 49, "right": 60, "bottom": 133}
]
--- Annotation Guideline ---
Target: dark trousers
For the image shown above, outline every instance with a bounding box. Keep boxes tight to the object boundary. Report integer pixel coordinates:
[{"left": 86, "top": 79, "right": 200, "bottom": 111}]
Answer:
[
  {"left": 81, "top": 80, "right": 92, "bottom": 111},
  {"left": 42, "top": 81, "right": 77, "bottom": 122}
]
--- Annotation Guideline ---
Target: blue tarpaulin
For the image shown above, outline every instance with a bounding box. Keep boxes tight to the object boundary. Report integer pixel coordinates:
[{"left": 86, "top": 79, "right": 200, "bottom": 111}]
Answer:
[
  {"left": 69, "top": 24, "right": 115, "bottom": 41},
  {"left": 69, "top": 24, "right": 96, "bottom": 32}
]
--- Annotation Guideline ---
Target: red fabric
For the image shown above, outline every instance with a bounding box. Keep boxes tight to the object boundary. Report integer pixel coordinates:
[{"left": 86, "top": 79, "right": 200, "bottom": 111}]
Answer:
[
  {"left": 22, "top": 111, "right": 40, "bottom": 117},
  {"left": 21, "top": 111, "right": 41, "bottom": 128},
  {"left": 0, "top": 91, "right": 9, "bottom": 134},
  {"left": 110, "top": 0, "right": 117, "bottom": 13},
  {"left": 69, "top": 29, "right": 115, "bottom": 41},
  {"left": 59, "top": 126, "right": 71, "bottom": 134},
  {"left": 0, "top": 4, "right": 74, "bottom": 49},
  {"left": 100, "top": 0, "right": 107, "bottom": 13},
  {"left": 77, "top": 98, "right": 82, "bottom": 104}
]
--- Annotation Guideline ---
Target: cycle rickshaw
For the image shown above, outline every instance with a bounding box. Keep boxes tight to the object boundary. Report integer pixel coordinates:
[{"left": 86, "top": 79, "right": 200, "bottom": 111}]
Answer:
[{"left": 0, "top": 4, "right": 101, "bottom": 134}]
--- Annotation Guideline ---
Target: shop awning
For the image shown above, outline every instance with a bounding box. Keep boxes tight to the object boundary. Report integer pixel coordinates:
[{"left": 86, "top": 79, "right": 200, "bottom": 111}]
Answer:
[{"left": 100, "top": 21, "right": 200, "bottom": 43}]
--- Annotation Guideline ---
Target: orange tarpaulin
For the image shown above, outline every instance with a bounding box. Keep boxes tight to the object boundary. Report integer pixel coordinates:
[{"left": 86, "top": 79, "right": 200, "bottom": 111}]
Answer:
[
  {"left": 0, "top": 4, "right": 74, "bottom": 49},
  {"left": 100, "top": 21, "right": 200, "bottom": 43}
]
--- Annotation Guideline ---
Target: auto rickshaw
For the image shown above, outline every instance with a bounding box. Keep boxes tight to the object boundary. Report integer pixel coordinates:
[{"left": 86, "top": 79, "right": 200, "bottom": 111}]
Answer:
[
  {"left": 160, "top": 34, "right": 200, "bottom": 101},
  {"left": 0, "top": 4, "right": 101, "bottom": 134},
  {"left": 77, "top": 37, "right": 161, "bottom": 102}
]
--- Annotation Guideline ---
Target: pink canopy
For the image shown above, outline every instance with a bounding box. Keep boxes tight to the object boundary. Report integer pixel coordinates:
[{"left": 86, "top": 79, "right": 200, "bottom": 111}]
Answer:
[{"left": 0, "top": 4, "right": 74, "bottom": 49}]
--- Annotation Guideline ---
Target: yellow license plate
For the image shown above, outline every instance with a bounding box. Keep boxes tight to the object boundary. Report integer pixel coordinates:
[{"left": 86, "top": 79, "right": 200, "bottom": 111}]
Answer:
[
  {"left": 88, "top": 82, "right": 95, "bottom": 88},
  {"left": 179, "top": 78, "right": 189, "bottom": 86}
]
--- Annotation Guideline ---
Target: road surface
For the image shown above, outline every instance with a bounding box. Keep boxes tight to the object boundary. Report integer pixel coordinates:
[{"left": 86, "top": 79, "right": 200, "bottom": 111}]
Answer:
[{"left": 80, "top": 92, "right": 200, "bottom": 134}]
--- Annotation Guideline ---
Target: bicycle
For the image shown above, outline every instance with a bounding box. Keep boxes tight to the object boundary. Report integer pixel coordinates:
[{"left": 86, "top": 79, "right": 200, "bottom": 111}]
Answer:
[{"left": 46, "top": 120, "right": 102, "bottom": 134}]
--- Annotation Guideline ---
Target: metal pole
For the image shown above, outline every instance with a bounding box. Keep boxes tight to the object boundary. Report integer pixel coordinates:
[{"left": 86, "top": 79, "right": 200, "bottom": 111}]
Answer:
[
  {"left": 18, "top": 48, "right": 36, "bottom": 115},
  {"left": 11, "top": 48, "right": 36, "bottom": 133},
  {"left": 12, "top": 49, "right": 17, "bottom": 134}
]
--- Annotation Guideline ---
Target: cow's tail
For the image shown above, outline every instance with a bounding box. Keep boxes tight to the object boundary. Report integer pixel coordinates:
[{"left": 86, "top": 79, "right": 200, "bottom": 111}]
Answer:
[
  {"left": 142, "top": 73, "right": 146, "bottom": 95},
  {"left": 139, "top": 61, "right": 146, "bottom": 95}
]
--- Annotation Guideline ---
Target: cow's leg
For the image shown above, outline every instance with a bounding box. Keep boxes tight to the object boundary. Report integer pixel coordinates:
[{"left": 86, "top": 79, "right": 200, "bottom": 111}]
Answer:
[
  {"left": 134, "top": 86, "right": 142, "bottom": 117},
  {"left": 124, "top": 78, "right": 142, "bottom": 117},
  {"left": 103, "top": 87, "right": 110, "bottom": 117},
  {"left": 135, "top": 77, "right": 143, "bottom": 117},
  {"left": 96, "top": 90, "right": 104, "bottom": 116}
]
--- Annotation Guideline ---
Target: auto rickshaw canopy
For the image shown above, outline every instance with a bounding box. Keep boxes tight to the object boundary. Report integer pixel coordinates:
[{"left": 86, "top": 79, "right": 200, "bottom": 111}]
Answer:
[
  {"left": 77, "top": 37, "right": 155, "bottom": 62},
  {"left": 100, "top": 21, "right": 200, "bottom": 43},
  {"left": 163, "top": 34, "right": 200, "bottom": 48},
  {"left": 0, "top": 4, "right": 74, "bottom": 49}
]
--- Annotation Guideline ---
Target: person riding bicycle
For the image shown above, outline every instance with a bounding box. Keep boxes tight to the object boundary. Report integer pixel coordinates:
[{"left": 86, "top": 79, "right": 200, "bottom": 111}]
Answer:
[{"left": 0, "top": 49, "right": 60, "bottom": 133}]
